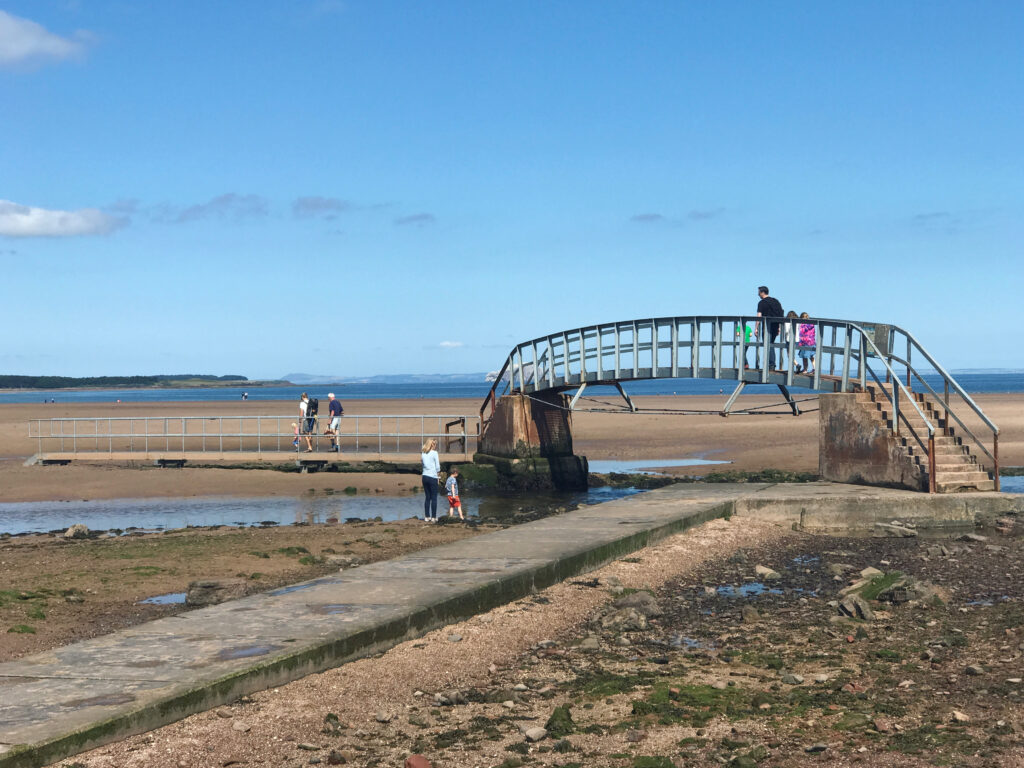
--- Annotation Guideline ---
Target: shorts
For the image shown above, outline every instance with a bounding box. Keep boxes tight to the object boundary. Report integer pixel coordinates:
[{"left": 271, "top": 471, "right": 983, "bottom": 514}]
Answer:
[
  {"left": 798, "top": 347, "right": 814, "bottom": 360},
  {"left": 301, "top": 418, "right": 315, "bottom": 434},
  {"left": 447, "top": 495, "right": 461, "bottom": 508},
  {"left": 330, "top": 416, "right": 341, "bottom": 431}
]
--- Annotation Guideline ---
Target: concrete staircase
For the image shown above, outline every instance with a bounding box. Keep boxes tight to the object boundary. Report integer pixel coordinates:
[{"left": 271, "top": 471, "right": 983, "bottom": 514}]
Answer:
[{"left": 855, "top": 383, "right": 995, "bottom": 493}]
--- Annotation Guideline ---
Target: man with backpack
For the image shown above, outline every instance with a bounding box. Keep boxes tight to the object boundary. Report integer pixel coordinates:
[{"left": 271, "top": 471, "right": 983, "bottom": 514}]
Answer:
[
  {"left": 754, "top": 286, "right": 785, "bottom": 371},
  {"left": 298, "top": 392, "right": 318, "bottom": 452}
]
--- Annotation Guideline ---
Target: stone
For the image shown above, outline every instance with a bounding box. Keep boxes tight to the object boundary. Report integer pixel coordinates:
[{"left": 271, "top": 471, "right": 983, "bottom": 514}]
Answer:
[
  {"left": 447, "top": 633, "right": 462, "bottom": 643},
  {"left": 804, "top": 743, "right": 827, "bottom": 753},
  {"left": 741, "top": 605, "right": 760, "bottom": 624},
  {"left": 873, "top": 718, "right": 892, "bottom": 733},
  {"left": 965, "top": 664, "right": 984, "bottom": 676},
  {"left": 625, "top": 729, "right": 645, "bottom": 743},
  {"left": 325, "top": 554, "right": 364, "bottom": 569},
  {"left": 578, "top": 635, "right": 600, "bottom": 651},
  {"left": 375, "top": 711, "right": 392, "bottom": 723},
  {"left": 64, "top": 524, "right": 90, "bottom": 539},
  {"left": 711, "top": 680, "right": 729, "bottom": 690},
  {"left": 951, "top": 710, "right": 971, "bottom": 723},
  {"left": 960, "top": 533, "right": 988, "bottom": 543},
  {"left": 297, "top": 743, "right": 320, "bottom": 751},
  {"left": 502, "top": 700, "right": 515, "bottom": 709},
  {"left": 404, "top": 756, "right": 432, "bottom": 768},
  {"left": 839, "top": 594, "right": 875, "bottom": 621},
  {"left": 326, "top": 750, "right": 348, "bottom": 765},
  {"left": 1007, "top": 678, "right": 1022, "bottom": 685},
  {"left": 611, "top": 590, "right": 663, "bottom": 617},
  {"left": 814, "top": 674, "right": 830, "bottom": 683},
  {"left": 860, "top": 567, "right": 884, "bottom": 579},
  {"left": 826, "top": 563, "right": 851, "bottom": 576},
  {"left": 513, "top": 683, "right": 528, "bottom": 691},
  {"left": 874, "top": 523, "right": 917, "bottom": 538},
  {"left": 781, "top": 674, "right": 804, "bottom": 685},
  {"left": 755, "top": 565, "right": 781, "bottom": 581},
  {"left": 524, "top": 726, "right": 548, "bottom": 742},
  {"left": 231, "top": 720, "right": 251, "bottom": 732},
  {"left": 601, "top": 607, "right": 648, "bottom": 632},
  {"left": 186, "top": 578, "right": 247, "bottom": 607}
]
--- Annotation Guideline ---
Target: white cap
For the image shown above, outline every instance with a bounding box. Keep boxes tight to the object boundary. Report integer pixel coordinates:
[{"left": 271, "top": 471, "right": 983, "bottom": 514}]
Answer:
[{"left": 328, "top": 392, "right": 335, "bottom": 398}]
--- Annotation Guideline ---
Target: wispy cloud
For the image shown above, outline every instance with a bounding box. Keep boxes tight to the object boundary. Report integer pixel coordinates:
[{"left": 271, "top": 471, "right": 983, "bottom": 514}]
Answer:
[
  {"left": 159, "top": 193, "right": 269, "bottom": 224},
  {"left": 0, "top": 199, "right": 125, "bottom": 238},
  {"left": 439, "top": 341, "right": 463, "bottom": 348},
  {"left": 630, "top": 213, "right": 665, "bottom": 224},
  {"left": 688, "top": 208, "right": 724, "bottom": 221},
  {"left": 292, "top": 196, "right": 351, "bottom": 220},
  {"left": 910, "top": 211, "right": 951, "bottom": 224},
  {"left": 395, "top": 213, "right": 436, "bottom": 227},
  {"left": 0, "top": 10, "right": 91, "bottom": 69}
]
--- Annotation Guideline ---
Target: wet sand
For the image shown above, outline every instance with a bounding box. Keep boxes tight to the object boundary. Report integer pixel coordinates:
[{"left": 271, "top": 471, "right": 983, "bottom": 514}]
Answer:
[{"left": 0, "top": 392, "right": 1020, "bottom": 502}]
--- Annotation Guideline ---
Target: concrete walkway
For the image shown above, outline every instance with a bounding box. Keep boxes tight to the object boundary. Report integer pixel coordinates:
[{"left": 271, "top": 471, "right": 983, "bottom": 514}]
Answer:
[{"left": 1, "top": 482, "right": 1020, "bottom": 768}]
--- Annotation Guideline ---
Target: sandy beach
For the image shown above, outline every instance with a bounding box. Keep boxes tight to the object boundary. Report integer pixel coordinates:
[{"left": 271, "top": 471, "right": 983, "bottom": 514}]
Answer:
[{"left": 0, "top": 392, "right": 1020, "bottom": 502}]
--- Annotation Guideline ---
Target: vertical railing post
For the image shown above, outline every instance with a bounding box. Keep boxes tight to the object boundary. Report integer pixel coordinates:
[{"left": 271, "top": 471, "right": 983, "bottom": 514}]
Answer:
[
  {"left": 691, "top": 320, "right": 699, "bottom": 377},
  {"left": 859, "top": 334, "right": 867, "bottom": 389},
  {"left": 994, "top": 434, "right": 1000, "bottom": 492},
  {"left": 928, "top": 433, "right": 936, "bottom": 494},
  {"left": 943, "top": 381, "right": 950, "bottom": 436},
  {"left": 893, "top": 380, "right": 900, "bottom": 436},
  {"left": 671, "top": 320, "right": 679, "bottom": 378},
  {"left": 840, "top": 328, "right": 852, "bottom": 392}
]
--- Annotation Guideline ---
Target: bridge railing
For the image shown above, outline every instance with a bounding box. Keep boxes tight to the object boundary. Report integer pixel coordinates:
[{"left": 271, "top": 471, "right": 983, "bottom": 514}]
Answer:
[
  {"left": 28, "top": 414, "right": 480, "bottom": 458},
  {"left": 480, "top": 315, "right": 998, "bottom": 489}
]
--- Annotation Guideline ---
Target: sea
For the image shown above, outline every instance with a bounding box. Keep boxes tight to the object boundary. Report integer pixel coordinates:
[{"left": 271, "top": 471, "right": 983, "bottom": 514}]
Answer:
[{"left": 2, "top": 371, "right": 1024, "bottom": 404}]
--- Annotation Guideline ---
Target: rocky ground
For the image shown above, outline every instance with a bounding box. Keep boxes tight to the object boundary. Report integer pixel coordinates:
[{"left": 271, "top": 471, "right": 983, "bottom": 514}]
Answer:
[{"left": 52, "top": 509, "right": 1024, "bottom": 768}]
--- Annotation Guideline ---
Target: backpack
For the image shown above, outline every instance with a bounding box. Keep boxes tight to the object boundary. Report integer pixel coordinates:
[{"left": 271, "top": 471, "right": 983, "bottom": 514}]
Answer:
[{"left": 308, "top": 398, "right": 319, "bottom": 417}]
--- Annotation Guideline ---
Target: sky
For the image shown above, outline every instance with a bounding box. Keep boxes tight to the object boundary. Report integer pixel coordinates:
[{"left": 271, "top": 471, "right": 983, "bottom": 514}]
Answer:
[{"left": 2, "top": 1, "right": 1022, "bottom": 379}]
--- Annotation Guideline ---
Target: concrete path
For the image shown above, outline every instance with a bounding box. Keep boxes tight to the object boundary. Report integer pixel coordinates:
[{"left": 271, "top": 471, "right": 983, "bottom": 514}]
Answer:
[{"left": 1, "top": 482, "right": 1019, "bottom": 768}]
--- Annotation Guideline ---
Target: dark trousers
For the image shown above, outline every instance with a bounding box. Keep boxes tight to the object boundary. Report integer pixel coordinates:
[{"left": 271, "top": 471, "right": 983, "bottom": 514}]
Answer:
[
  {"left": 422, "top": 476, "right": 438, "bottom": 519},
  {"left": 767, "top": 324, "right": 780, "bottom": 369}
]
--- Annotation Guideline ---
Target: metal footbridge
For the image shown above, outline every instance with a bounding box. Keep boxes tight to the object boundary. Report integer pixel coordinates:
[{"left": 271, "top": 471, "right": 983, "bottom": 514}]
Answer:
[{"left": 480, "top": 315, "right": 1000, "bottom": 489}]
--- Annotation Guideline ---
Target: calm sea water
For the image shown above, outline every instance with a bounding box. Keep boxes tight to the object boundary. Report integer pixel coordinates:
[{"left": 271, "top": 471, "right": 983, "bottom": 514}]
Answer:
[{"left": 3, "top": 371, "right": 1023, "bottom": 404}]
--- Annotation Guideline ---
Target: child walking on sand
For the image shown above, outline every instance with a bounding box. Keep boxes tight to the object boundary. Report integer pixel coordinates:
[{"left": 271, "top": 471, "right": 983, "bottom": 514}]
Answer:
[
  {"left": 292, "top": 422, "right": 300, "bottom": 450},
  {"left": 445, "top": 467, "right": 464, "bottom": 520}
]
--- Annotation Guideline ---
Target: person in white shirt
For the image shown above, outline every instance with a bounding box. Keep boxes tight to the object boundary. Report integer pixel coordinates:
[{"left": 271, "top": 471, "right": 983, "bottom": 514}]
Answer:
[{"left": 420, "top": 439, "right": 440, "bottom": 522}]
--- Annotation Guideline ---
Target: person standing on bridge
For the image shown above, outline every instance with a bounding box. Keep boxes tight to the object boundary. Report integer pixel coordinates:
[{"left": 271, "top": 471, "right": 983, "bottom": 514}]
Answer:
[
  {"left": 324, "top": 392, "right": 343, "bottom": 452},
  {"left": 298, "top": 393, "right": 315, "bottom": 452},
  {"left": 754, "top": 286, "right": 784, "bottom": 370},
  {"left": 421, "top": 438, "right": 441, "bottom": 522}
]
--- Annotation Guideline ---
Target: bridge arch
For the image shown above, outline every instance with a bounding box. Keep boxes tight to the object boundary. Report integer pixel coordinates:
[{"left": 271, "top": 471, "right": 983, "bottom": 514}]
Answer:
[{"left": 478, "top": 315, "right": 1000, "bottom": 494}]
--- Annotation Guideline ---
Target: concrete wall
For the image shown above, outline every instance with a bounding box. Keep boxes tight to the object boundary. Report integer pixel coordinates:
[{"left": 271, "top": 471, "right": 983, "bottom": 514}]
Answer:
[{"left": 819, "top": 393, "right": 927, "bottom": 492}]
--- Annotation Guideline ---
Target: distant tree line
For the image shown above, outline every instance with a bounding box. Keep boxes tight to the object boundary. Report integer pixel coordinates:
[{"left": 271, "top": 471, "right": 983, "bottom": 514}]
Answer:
[{"left": 0, "top": 374, "right": 248, "bottom": 389}]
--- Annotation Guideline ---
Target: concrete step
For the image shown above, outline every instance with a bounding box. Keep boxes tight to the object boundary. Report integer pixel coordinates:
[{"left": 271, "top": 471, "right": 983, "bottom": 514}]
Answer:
[
  {"left": 934, "top": 462, "right": 978, "bottom": 473},
  {"left": 934, "top": 471, "right": 992, "bottom": 484},
  {"left": 936, "top": 478, "right": 996, "bottom": 493}
]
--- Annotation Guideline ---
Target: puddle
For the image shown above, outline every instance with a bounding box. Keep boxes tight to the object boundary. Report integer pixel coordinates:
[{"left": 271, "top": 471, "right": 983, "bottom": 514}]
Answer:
[
  {"left": 311, "top": 604, "right": 355, "bottom": 615},
  {"left": 791, "top": 555, "right": 820, "bottom": 565},
  {"left": 0, "top": 486, "right": 642, "bottom": 535},
  {"left": 216, "top": 644, "right": 281, "bottom": 661},
  {"left": 139, "top": 592, "right": 186, "bottom": 605},
  {"left": 267, "top": 578, "right": 335, "bottom": 596},
  {"left": 668, "top": 634, "right": 705, "bottom": 649},
  {"left": 588, "top": 458, "right": 731, "bottom": 475},
  {"left": 715, "top": 582, "right": 784, "bottom": 598}
]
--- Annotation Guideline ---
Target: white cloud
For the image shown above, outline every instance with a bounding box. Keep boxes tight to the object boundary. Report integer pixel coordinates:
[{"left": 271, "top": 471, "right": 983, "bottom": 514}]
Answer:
[
  {"left": 0, "top": 10, "right": 89, "bottom": 68},
  {"left": 0, "top": 200, "right": 124, "bottom": 238},
  {"left": 439, "top": 341, "right": 464, "bottom": 348}
]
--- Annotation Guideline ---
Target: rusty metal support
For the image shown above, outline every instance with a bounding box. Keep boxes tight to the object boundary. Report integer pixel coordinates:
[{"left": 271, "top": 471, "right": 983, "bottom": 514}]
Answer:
[
  {"left": 994, "top": 434, "right": 1000, "bottom": 492},
  {"left": 928, "top": 433, "right": 936, "bottom": 494}
]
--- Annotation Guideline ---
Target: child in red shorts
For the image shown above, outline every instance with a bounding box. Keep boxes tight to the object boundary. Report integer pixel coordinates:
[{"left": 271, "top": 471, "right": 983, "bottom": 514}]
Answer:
[{"left": 444, "top": 467, "right": 464, "bottom": 520}]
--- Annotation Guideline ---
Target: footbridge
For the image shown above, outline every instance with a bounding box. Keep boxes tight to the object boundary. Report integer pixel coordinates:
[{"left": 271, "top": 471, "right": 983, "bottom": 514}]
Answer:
[{"left": 478, "top": 315, "right": 1000, "bottom": 494}]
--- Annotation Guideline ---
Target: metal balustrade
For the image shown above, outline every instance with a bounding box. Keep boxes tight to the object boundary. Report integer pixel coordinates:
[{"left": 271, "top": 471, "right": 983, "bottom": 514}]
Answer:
[
  {"left": 481, "top": 315, "right": 1000, "bottom": 490},
  {"left": 29, "top": 414, "right": 479, "bottom": 458}
]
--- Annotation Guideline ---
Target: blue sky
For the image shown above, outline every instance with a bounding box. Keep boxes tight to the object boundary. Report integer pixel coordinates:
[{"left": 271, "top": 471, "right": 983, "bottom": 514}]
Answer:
[{"left": 2, "top": 1, "right": 1022, "bottom": 379}]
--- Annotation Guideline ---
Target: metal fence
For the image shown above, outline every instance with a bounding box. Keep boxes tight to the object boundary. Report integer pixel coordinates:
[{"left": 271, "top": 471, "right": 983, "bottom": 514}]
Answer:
[{"left": 28, "top": 414, "right": 480, "bottom": 457}]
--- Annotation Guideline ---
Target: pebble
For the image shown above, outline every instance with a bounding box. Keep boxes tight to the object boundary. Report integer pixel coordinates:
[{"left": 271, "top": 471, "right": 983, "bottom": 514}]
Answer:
[
  {"left": 1007, "top": 678, "right": 1022, "bottom": 685},
  {"left": 951, "top": 710, "right": 971, "bottom": 723},
  {"left": 297, "top": 743, "right": 319, "bottom": 751},
  {"left": 326, "top": 750, "right": 349, "bottom": 765},
  {"left": 231, "top": 720, "right": 251, "bottom": 733},
  {"left": 447, "top": 633, "right": 462, "bottom": 643},
  {"left": 513, "top": 683, "right": 528, "bottom": 692},
  {"left": 860, "top": 566, "right": 883, "bottom": 579},
  {"left": 502, "top": 700, "right": 515, "bottom": 709},
  {"left": 781, "top": 674, "right": 804, "bottom": 685},
  {"left": 805, "top": 743, "right": 827, "bottom": 753},
  {"left": 814, "top": 674, "right": 830, "bottom": 683},
  {"left": 711, "top": 680, "right": 728, "bottom": 690},
  {"left": 374, "top": 711, "right": 392, "bottom": 723},
  {"left": 755, "top": 565, "right": 782, "bottom": 581},
  {"left": 965, "top": 664, "right": 984, "bottom": 676},
  {"left": 524, "top": 726, "right": 548, "bottom": 742},
  {"left": 404, "top": 756, "right": 433, "bottom": 768}
]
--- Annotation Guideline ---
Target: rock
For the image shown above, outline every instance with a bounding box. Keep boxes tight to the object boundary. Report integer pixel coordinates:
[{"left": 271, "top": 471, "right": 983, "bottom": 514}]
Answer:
[
  {"left": 838, "top": 594, "right": 875, "bottom": 621},
  {"left": 375, "top": 711, "right": 392, "bottom": 723},
  {"left": 601, "top": 607, "right": 648, "bottom": 632},
  {"left": 578, "top": 635, "right": 600, "bottom": 652},
  {"left": 447, "top": 633, "right": 462, "bottom": 643},
  {"left": 231, "top": 720, "right": 251, "bottom": 732},
  {"left": 826, "top": 563, "right": 851, "bottom": 576},
  {"left": 1007, "top": 678, "right": 1022, "bottom": 685},
  {"left": 545, "top": 705, "right": 576, "bottom": 737},
  {"left": 325, "top": 554, "right": 364, "bottom": 569},
  {"left": 502, "top": 700, "right": 515, "bottom": 709},
  {"left": 64, "top": 524, "right": 89, "bottom": 539},
  {"left": 860, "top": 567, "right": 884, "bottom": 579},
  {"left": 965, "top": 664, "right": 984, "bottom": 676},
  {"left": 951, "top": 710, "right": 971, "bottom": 723},
  {"left": 326, "top": 750, "right": 348, "bottom": 764},
  {"left": 513, "top": 683, "right": 528, "bottom": 692},
  {"left": 297, "top": 743, "right": 320, "bottom": 751},
  {"left": 524, "top": 726, "right": 548, "bottom": 742},
  {"left": 874, "top": 523, "right": 917, "bottom": 538},
  {"left": 602, "top": 576, "right": 622, "bottom": 587},
  {"left": 625, "top": 729, "right": 645, "bottom": 743},
  {"left": 404, "top": 756, "right": 432, "bottom": 768},
  {"left": 781, "top": 674, "right": 804, "bottom": 685},
  {"left": 755, "top": 565, "right": 781, "bottom": 581},
  {"left": 814, "top": 673, "right": 829, "bottom": 683},
  {"left": 186, "top": 578, "right": 247, "bottom": 607},
  {"left": 741, "top": 605, "right": 760, "bottom": 624},
  {"left": 873, "top": 718, "right": 892, "bottom": 733},
  {"left": 960, "top": 533, "right": 988, "bottom": 543},
  {"left": 711, "top": 680, "right": 729, "bottom": 690},
  {"left": 611, "top": 591, "right": 663, "bottom": 617},
  {"left": 804, "top": 743, "right": 827, "bottom": 753},
  {"left": 615, "top": 636, "right": 631, "bottom": 647}
]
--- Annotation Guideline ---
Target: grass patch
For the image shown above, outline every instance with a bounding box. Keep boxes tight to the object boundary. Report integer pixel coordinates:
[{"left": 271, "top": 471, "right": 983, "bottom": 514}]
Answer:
[
  {"left": 570, "top": 668, "right": 656, "bottom": 698},
  {"left": 860, "top": 572, "right": 905, "bottom": 601},
  {"left": 276, "top": 546, "right": 310, "bottom": 556},
  {"left": 7, "top": 624, "right": 36, "bottom": 634},
  {"left": 741, "top": 651, "right": 785, "bottom": 670},
  {"left": 630, "top": 683, "right": 750, "bottom": 726}
]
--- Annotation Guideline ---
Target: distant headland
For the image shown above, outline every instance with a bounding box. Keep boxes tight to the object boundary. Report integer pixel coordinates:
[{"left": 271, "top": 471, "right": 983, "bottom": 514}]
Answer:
[{"left": 0, "top": 375, "right": 290, "bottom": 391}]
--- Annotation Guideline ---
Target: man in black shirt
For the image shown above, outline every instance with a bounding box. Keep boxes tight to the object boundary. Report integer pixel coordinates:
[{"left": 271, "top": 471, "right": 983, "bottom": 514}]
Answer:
[{"left": 755, "top": 285, "right": 784, "bottom": 370}]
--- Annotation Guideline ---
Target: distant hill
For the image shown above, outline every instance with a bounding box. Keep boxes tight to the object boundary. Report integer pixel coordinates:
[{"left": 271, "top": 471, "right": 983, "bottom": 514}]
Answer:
[
  {"left": 283, "top": 372, "right": 491, "bottom": 385},
  {"left": 0, "top": 374, "right": 249, "bottom": 390}
]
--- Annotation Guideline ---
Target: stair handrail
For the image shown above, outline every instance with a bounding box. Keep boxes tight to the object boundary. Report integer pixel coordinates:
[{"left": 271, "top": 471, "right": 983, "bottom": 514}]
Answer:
[{"left": 883, "top": 325, "right": 998, "bottom": 484}]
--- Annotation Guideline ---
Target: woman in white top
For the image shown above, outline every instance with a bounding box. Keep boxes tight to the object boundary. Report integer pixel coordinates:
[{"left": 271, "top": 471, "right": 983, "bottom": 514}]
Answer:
[{"left": 420, "top": 438, "right": 441, "bottom": 522}]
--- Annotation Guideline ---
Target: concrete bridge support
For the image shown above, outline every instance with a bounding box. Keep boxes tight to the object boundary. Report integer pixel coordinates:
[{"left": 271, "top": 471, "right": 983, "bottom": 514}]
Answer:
[
  {"left": 819, "top": 393, "right": 928, "bottom": 492},
  {"left": 476, "top": 393, "right": 588, "bottom": 490}
]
